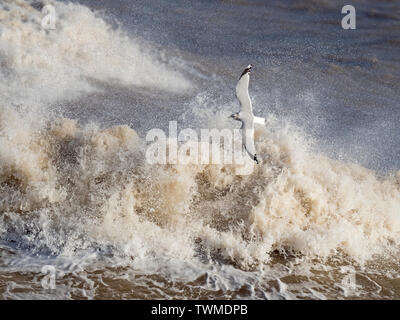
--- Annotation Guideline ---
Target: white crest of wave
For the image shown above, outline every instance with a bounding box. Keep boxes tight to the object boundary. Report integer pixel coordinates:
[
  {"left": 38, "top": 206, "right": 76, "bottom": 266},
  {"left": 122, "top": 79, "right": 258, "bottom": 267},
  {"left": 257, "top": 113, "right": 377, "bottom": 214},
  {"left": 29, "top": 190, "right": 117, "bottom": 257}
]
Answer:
[{"left": 0, "top": 0, "right": 191, "bottom": 103}]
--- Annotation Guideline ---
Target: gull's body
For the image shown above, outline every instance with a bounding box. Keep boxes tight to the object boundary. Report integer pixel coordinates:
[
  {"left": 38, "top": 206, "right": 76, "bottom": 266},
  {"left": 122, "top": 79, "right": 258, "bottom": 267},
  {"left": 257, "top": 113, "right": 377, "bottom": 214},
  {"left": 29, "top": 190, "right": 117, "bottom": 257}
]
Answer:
[{"left": 230, "top": 65, "right": 265, "bottom": 164}]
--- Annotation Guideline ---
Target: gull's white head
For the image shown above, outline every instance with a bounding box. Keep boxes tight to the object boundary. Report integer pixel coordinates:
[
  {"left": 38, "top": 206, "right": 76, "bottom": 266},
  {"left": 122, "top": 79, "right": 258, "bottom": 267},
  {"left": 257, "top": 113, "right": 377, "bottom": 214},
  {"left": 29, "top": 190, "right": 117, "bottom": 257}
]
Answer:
[{"left": 239, "top": 64, "right": 252, "bottom": 79}]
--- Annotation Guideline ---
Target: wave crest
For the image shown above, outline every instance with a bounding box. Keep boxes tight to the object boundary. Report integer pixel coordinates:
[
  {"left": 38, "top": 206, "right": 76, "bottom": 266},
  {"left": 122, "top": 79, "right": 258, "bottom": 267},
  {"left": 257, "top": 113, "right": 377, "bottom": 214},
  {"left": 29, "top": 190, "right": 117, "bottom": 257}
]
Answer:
[{"left": 0, "top": 0, "right": 191, "bottom": 104}]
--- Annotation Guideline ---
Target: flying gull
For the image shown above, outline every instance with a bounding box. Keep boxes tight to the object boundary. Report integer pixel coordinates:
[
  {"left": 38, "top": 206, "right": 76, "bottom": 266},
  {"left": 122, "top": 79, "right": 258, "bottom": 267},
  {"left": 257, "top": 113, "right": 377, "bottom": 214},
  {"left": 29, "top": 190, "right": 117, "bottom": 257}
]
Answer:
[{"left": 230, "top": 64, "right": 265, "bottom": 164}]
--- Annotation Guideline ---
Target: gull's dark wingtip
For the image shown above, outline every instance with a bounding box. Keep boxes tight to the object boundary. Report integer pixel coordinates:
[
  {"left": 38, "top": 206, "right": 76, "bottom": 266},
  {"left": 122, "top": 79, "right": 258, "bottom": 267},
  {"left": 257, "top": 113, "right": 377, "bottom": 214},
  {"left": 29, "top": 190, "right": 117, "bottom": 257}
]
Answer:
[
  {"left": 239, "top": 64, "right": 253, "bottom": 80},
  {"left": 254, "top": 154, "right": 259, "bottom": 164}
]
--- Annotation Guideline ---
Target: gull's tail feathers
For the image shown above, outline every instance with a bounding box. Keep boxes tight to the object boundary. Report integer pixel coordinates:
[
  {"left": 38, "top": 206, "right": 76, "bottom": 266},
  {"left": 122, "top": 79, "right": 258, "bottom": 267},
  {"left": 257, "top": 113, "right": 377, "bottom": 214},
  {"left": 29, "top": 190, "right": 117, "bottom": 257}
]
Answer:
[{"left": 254, "top": 116, "right": 265, "bottom": 126}]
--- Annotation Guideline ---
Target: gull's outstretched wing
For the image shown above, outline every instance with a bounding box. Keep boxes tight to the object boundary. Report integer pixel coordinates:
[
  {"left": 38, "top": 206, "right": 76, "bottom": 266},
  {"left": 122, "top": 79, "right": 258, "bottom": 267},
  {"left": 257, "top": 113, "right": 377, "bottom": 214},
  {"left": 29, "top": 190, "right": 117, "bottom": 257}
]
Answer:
[
  {"left": 236, "top": 65, "right": 253, "bottom": 114},
  {"left": 241, "top": 120, "right": 257, "bottom": 162}
]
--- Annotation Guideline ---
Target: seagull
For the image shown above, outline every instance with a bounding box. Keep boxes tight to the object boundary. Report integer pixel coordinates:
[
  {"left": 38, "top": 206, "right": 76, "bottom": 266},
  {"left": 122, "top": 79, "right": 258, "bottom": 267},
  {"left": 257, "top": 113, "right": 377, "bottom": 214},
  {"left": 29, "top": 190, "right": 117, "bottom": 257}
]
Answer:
[{"left": 229, "top": 64, "right": 265, "bottom": 164}]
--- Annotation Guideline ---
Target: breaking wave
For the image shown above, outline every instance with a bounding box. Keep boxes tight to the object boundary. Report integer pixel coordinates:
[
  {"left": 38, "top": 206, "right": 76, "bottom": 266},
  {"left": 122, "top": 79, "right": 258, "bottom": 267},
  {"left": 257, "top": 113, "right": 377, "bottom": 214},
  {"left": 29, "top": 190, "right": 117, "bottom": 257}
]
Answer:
[
  {"left": 0, "top": 0, "right": 191, "bottom": 105},
  {"left": 1, "top": 106, "right": 400, "bottom": 267}
]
